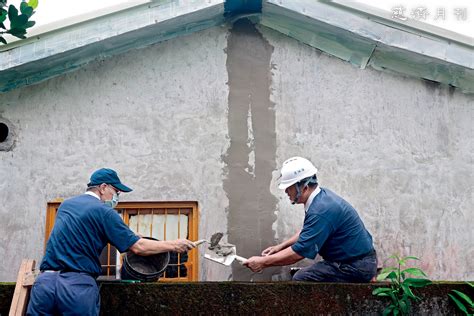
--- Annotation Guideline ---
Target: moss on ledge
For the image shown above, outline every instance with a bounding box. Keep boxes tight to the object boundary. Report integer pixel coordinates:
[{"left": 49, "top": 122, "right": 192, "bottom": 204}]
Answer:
[
  {"left": 1, "top": 281, "right": 472, "bottom": 315},
  {"left": 97, "top": 282, "right": 472, "bottom": 315}
]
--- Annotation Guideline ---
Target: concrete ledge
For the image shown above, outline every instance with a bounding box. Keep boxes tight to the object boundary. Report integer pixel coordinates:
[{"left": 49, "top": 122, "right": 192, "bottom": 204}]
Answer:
[{"left": 1, "top": 282, "right": 472, "bottom": 315}]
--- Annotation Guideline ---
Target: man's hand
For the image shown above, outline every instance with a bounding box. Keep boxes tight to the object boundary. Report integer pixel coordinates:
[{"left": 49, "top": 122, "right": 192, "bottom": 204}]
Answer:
[
  {"left": 242, "top": 256, "right": 267, "bottom": 273},
  {"left": 261, "top": 245, "right": 281, "bottom": 256},
  {"left": 171, "top": 239, "right": 196, "bottom": 253}
]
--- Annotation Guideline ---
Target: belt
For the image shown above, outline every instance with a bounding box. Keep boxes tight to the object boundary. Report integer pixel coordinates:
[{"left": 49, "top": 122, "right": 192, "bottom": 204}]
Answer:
[{"left": 339, "top": 249, "right": 376, "bottom": 264}]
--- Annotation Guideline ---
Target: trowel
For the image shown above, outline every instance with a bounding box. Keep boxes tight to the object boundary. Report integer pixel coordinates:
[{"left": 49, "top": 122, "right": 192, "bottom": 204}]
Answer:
[
  {"left": 204, "top": 242, "right": 247, "bottom": 266},
  {"left": 195, "top": 233, "right": 247, "bottom": 266}
]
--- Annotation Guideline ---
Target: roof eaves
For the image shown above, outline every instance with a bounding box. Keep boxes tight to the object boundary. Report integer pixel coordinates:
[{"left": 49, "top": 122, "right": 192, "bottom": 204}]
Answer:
[
  {"left": 0, "top": 0, "right": 225, "bottom": 93},
  {"left": 262, "top": 0, "right": 474, "bottom": 93}
]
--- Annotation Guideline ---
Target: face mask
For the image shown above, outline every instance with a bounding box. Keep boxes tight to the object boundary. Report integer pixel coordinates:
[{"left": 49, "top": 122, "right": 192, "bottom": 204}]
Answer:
[{"left": 105, "top": 192, "right": 119, "bottom": 208}]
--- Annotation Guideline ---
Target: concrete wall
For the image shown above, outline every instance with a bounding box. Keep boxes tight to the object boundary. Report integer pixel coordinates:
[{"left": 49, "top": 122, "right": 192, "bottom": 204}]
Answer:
[
  {"left": 0, "top": 21, "right": 472, "bottom": 281},
  {"left": 261, "top": 26, "right": 473, "bottom": 280},
  {"left": 0, "top": 26, "right": 231, "bottom": 281}
]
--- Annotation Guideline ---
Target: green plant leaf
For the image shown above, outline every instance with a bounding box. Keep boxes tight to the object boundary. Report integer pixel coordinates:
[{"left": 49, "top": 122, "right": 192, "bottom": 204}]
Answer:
[
  {"left": 28, "top": 0, "right": 38, "bottom": 9},
  {"left": 449, "top": 293, "right": 470, "bottom": 314},
  {"left": 377, "top": 270, "right": 399, "bottom": 281},
  {"left": 388, "top": 271, "right": 399, "bottom": 283},
  {"left": 0, "top": 8, "right": 7, "bottom": 23},
  {"left": 402, "top": 268, "right": 427, "bottom": 277},
  {"left": 20, "top": 2, "right": 33, "bottom": 17},
  {"left": 373, "top": 287, "right": 393, "bottom": 295},
  {"left": 387, "top": 254, "right": 400, "bottom": 262},
  {"left": 377, "top": 272, "right": 392, "bottom": 281},
  {"left": 399, "top": 299, "right": 409, "bottom": 314},
  {"left": 25, "top": 20, "right": 34, "bottom": 28},
  {"left": 7, "top": 27, "right": 26, "bottom": 38},
  {"left": 381, "top": 267, "right": 398, "bottom": 274},
  {"left": 404, "top": 278, "right": 432, "bottom": 288},
  {"left": 12, "top": 14, "right": 28, "bottom": 29},
  {"left": 388, "top": 271, "right": 399, "bottom": 279},
  {"left": 399, "top": 256, "right": 419, "bottom": 266},
  {"left": 7, "top": 4, "right": 18, "bottom": 22},
  {"left": 376, "top": 293, "right": 392, "bottom": 297},
  {"left": 20, "top": 2, "right": 27, "bottom": 13},
  {"left": 451, "top": 290, "right": 474, "bottom": 306},
  {"left": 389, "top": 290, "right": 398, "bottom": 303},
  {"left": 401, "top": 283, "right": 417, "bottom": 300},
  {"left": 382, "top": 304, "right": 395, "bottom": 316},
  {"left": 467, "top": 281, "right": 474, "bottom": 288}
]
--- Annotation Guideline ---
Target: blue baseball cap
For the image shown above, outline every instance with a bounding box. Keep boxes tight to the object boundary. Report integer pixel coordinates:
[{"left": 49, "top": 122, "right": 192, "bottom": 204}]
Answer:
[{"left": 88, "top": 168, "right": 133, "bottom": 192}]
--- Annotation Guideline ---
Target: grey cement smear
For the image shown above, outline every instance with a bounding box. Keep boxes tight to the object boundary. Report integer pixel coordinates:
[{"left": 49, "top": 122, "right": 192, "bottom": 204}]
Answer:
[{"left": 224, "top": 19, "right": 278, "bottom": 281}]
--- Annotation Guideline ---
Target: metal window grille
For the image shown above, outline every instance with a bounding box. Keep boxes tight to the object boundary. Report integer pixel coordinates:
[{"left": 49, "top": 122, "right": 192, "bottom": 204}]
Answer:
[{"left": 46, "top": 200, "right": 199, "bottom": 281}]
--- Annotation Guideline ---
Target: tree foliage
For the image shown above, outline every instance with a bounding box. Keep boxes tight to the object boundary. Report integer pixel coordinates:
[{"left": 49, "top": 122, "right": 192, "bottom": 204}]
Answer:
[{"left": 0, "top": 0, "right": 38, "bottom": 45}]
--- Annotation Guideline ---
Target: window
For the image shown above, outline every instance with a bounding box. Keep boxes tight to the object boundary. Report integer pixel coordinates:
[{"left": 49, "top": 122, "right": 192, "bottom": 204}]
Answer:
[{"left": 45, "top": 200, "right": 199, "bottom": 281}]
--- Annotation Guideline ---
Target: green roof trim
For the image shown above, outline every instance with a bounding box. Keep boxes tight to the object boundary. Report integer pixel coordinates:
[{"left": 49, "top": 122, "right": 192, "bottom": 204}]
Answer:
[
  {"left": 225, "top": 0, "right": 262, "bottom": 16},
  {"left": 369, "top": 45, "right": 474, "bottom": 93},
  {"left": 261, "top": 5, "right": 376, "bottom": 68},
  {"left": 260, "top": 0, "right": 473, "bottom": 93}
]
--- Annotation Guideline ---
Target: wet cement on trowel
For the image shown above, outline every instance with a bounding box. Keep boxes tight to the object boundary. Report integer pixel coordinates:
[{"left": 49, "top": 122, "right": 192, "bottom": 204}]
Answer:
[
  {"left": 208, "top": 232, "right": 234, "bottom": 257},
  {"left": 224, "top": 19, "right": 278, "bottom": 281}
]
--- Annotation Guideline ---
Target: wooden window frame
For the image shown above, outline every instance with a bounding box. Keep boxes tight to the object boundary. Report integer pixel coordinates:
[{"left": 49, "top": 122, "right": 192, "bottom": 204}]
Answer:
[{"left": 45, "top": 200, "right": 199, "bottom": 282}]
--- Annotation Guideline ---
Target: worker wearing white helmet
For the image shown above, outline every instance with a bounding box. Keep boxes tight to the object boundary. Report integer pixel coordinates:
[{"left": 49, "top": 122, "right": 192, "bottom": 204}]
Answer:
[{"left": 243, "top": 157, "right": 377, "bottom": 282}]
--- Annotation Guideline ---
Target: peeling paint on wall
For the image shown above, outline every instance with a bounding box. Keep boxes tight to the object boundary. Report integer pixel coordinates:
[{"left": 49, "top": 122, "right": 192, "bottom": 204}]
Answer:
[{"left": 224, "top": 18, "right": 278, "bottom": 281}]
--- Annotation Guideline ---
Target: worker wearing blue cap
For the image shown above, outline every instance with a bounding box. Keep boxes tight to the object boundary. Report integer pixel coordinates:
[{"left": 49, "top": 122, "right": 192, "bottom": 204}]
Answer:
[{"left": 27, "top": 168, "right": 195, "bottom": 316}]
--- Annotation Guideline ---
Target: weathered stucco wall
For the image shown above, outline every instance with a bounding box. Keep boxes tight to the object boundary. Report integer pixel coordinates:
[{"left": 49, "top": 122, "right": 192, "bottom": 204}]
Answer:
[
  {"left": 0, "top": 20, "right": 472, "bottom": 282},
  {"left": 0, "top": 27, "right": 231, "bottom": 282},
  {"left": 261, "top": 26, "right": 473, "bottom": 280}
]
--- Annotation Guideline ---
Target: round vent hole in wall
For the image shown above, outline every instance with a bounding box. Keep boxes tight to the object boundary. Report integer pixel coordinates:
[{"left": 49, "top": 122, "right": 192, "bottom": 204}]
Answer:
[
  {"left": 0, "top": 123, "right": 8, "bottom": 143},
  {"left": 0, "top": 118, "right": 15, "bottom": 151}
]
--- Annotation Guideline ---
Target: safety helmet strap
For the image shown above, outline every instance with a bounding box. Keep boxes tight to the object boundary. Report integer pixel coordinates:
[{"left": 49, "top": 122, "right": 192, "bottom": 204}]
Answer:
[{"left": 291, "top": 176, "right": 314, "bottom": 205}]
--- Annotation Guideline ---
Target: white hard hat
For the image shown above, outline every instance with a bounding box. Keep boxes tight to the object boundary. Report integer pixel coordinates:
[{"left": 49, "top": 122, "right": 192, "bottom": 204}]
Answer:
[{"left": 278, "top": 157, "right": 318, "bottom": 190}]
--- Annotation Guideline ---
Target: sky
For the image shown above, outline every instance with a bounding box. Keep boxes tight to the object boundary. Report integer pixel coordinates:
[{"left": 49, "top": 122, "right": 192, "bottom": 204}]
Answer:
[{"left": 7, "top": 0, "right": 474, "bottom": 39}]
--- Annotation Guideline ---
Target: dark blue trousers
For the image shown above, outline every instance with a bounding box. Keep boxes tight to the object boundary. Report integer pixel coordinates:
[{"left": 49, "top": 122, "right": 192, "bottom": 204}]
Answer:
[
  {"left": 292, "top": 252, "right": 377, "bottom": 282},
  {"left": 27, "top": 271, "right": 100, "bottom": 316}
]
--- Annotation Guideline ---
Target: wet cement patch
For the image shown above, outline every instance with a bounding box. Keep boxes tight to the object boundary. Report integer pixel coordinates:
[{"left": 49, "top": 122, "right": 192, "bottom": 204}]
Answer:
[{"left": 224, "top": 18, "right": 278, "bottom": 281}]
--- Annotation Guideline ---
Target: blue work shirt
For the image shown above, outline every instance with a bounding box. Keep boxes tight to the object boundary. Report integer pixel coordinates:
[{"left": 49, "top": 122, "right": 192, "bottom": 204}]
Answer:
[
  {"left": 40, "top": 194, "right": 139, "bottom": 277},
  {"left": 291, "top": 188, "right": 374, "bottom": 262}
]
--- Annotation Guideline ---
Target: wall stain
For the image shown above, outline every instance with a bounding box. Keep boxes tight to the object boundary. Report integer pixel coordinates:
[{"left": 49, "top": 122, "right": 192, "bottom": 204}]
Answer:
[{"left": 223, "top": 19, "right": 277, "bottom": 281}]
